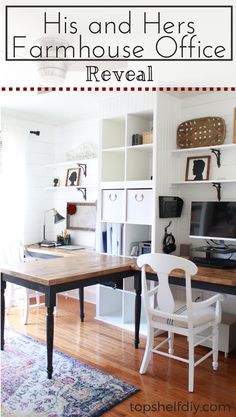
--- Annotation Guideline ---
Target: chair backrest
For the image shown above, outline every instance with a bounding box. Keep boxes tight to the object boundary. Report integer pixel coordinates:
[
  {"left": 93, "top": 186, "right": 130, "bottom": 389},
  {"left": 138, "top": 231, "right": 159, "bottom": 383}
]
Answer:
[
  {"left": 137, "top": 253, "right": 198, "bottom": 317},
  {"left": 0, "top": 239, "right": 24, "bottom": 265}
]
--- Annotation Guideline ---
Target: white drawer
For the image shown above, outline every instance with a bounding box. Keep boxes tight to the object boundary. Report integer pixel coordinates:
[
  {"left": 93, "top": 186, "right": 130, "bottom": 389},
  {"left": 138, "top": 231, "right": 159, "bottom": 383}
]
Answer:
[
  {"left": 102, "top": 189, "right": 125, "bottom": 222},
  {"left": 126, "top": 189, "right": 153, "bottom": 224}
]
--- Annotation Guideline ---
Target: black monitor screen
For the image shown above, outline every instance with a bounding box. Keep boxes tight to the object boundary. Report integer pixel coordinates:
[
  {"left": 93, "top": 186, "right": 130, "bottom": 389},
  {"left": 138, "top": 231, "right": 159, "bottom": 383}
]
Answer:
[{"left": 190, "top": 201, "right": 236, "bottom": 242}]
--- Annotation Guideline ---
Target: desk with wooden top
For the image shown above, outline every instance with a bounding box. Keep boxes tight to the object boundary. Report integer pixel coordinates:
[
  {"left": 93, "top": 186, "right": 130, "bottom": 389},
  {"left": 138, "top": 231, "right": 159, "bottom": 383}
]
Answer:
[
  {"left": 1, "top": 247, "right": 236, "bottom": 379},
  {"left": 1, "top": 250, "right": 136, "bottom": 379}
]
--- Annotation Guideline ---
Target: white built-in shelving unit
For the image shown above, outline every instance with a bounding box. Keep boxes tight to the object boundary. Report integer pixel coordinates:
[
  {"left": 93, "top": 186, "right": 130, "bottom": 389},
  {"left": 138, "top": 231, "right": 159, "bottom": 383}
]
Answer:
[
  {"left": 95, "top": 91, "right": 236, "bottom": 334},
  {"left": 96, "top": 109, "right": 156, "bottom": 333}
]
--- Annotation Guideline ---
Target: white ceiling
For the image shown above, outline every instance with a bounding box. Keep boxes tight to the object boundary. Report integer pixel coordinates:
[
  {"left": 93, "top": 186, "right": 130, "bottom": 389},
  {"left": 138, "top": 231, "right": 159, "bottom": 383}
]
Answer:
[
  {"left": 1, "top": 90, "right": 208, "bottom": 126},
  {"left": 1, "top": 91, "right": 106, "bottom": 125}
]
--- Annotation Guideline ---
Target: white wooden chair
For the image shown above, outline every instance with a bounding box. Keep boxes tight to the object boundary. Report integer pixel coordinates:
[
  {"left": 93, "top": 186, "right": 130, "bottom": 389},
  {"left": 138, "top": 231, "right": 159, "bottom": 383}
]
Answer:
[
  {"left": 1, "top": 239, "right": 42, "bottom": 324},
  {"left": 137, "top": 253, "right": 222, "bottom": 392}
]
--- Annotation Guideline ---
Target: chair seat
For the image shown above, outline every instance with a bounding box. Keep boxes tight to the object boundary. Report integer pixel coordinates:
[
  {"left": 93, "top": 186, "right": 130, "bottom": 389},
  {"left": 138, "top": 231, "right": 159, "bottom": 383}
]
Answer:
[{"left": 152, "top": 305, "right": 216, "bottom": 328}]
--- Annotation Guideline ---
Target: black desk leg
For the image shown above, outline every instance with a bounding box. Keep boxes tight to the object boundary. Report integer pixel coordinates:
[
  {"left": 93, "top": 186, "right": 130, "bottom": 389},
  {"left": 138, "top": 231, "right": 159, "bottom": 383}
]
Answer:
[
  {"left": 1, "top": 278, "right": 6, "bottom": 350},
  {"left": 45, "top": 289, "right": 56, "bottom": 379},
  {"left": 134, "top": 273, "right": 141, "bottom": 349},
  {"left": 79, "top": 287, "right": 84, "bottom": 322},
  {"left": 46, "top": 306, "right": 54, "bottom": 379}
]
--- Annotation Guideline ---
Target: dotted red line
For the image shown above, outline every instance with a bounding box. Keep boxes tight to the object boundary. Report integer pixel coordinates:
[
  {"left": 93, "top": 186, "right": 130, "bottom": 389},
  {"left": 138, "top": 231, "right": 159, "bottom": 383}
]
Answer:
[{"left": 0, "top": 87, "right": 235, "bottom": 92}]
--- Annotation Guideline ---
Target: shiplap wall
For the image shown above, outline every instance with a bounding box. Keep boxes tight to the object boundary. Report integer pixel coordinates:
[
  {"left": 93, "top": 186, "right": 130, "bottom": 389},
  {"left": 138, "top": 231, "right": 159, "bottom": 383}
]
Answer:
[
  {"left": 1, "top": 113, "right": 55, "bottom": 245},
  {"left": 52, "top": 118, "right": 99, "bottom": 302},
  {"left": 154, "top": 92, "right": 182, "bottom": 252},
  {"left": 53, "top": 118, "right": 99, "bottom": 248},
  {"left": 174, "top": 92, "right": 236, "bottom": 254},
  {"left": 157, "top": 92, "right": 236, "bottom": 313},
  {"left": 99, "top": 92, "right": 155, "bottom": 119}
]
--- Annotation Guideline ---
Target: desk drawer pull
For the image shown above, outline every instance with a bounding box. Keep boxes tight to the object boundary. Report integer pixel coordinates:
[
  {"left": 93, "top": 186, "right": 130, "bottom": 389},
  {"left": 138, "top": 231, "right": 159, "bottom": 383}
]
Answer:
[
  {"left": 109, "top": 193, "right": 117, "bottom": 202},
  {"left": 135, "top": 193, "right": 144, "bottom": 202}
]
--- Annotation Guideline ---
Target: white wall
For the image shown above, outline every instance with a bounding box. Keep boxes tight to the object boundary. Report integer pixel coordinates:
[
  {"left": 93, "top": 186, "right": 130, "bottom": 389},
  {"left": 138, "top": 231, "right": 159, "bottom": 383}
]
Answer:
[
  {"left": 1, "top": 112, "right": 55, "bottom": 245},
  {"left": 52, "top": 117, "right": 99, "bottom": 303},
  {"left": 53, "top": 118, "right": 99, "bottom": 247}
]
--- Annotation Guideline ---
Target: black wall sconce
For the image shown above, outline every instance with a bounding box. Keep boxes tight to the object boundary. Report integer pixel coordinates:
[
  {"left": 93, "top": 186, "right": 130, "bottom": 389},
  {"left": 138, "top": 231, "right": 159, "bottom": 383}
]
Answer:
[{"left": 30, "top": 130, "right": 40, "bottom": 136}]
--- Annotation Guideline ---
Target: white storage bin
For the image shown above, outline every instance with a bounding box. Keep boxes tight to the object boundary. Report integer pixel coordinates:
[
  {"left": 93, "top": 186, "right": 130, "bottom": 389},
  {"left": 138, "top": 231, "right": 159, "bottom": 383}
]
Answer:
[
  {"left": 126, "top": 189, "right": 153, "bottom": 224},
  {"left": 102, "top": 189, "right": 125, "bottom": 222}
]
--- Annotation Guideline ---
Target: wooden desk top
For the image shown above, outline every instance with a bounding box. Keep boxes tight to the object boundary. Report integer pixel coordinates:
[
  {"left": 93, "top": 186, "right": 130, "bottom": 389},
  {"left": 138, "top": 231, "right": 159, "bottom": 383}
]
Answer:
[
  {"left": 132, "top": 264, "right": 236, "bottom": 287},
  {"left": 164, "top": 266, "right": 236, "bottom": 287},
  {"left": 1, "top": 245, "right": 235, "bottom": 288},
  {"left": 1, "top": 251, "right": 136, "bottom": 286}
]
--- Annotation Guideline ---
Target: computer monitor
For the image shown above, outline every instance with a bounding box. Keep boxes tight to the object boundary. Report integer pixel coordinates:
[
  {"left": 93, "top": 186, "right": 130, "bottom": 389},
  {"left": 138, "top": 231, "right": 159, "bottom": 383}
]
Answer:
[{"left": 190, "top": 201, "right": 236, "bottom": 242}]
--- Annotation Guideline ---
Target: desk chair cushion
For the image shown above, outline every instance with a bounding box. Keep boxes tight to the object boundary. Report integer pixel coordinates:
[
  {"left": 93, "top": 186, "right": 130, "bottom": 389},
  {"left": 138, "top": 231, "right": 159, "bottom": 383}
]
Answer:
[{"left": 152, "top": 305, "right": 216, "bottom": 328}]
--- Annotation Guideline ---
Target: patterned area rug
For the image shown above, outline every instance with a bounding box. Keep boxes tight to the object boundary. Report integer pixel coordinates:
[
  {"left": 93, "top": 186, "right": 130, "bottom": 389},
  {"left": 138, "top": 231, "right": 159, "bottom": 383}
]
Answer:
[{"left": 1, "top": 328, "right": 139, "bottom": 417}]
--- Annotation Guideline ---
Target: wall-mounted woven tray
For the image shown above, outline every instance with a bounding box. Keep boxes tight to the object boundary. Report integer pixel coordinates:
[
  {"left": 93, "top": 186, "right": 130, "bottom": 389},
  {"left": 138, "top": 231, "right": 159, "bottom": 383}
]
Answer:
[{"left": 177, "top": 117, "right": 226, "bottom": 148}]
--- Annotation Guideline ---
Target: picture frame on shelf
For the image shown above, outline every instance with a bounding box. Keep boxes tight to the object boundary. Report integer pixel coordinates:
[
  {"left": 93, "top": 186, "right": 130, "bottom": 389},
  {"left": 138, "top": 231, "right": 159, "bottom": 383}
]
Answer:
[
  {"left": 65, "top": 168, "right": 80, "bottom": 187},
  {"left": 66, "top": 202, "right": 97, "bottom": 231},
  {"left": 185, "top": 155, "right": 211, "bottom": 181}
]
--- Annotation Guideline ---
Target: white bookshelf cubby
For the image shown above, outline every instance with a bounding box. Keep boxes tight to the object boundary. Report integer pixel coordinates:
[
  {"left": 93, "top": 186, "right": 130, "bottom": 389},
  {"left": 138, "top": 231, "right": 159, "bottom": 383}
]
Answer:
[{"left": 101, "top": 118, "right": 126, "bottom": 149}]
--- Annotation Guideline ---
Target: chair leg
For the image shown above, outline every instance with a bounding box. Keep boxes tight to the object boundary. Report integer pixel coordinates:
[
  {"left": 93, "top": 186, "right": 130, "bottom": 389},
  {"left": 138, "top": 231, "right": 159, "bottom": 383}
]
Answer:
[
  {"left": 35, "top": 292, "right": 40, "bottom": 306},
  {"left": 55, "top": 294, "right": 59, "bottom": 316},
  {"left": 168, "top": 332, "right": 174, "bottom": 355},
  {"left": 212, "top": 324, "right": 219, "bottom": 371},
  {"left": 188, "top": 336, "right": 195, "bottom": 392},
  {"left": 140, "top": 326, "right": 154, "bottom": 374},
  {"left": 6, "top": 283, "right": 14, "bottom": 314},
  {"left": 22, "top": 289, "right": 30, "bottom": 325}
]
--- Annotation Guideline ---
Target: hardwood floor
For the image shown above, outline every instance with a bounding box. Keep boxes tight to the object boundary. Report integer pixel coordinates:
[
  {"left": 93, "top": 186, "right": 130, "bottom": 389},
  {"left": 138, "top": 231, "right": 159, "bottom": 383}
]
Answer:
[{"left": 5, "top": 296, "right": 236, "bottom": 417}]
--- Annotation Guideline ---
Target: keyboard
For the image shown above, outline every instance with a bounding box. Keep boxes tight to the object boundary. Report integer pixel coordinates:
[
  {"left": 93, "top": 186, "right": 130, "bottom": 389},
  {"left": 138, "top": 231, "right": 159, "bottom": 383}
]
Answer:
[{"left": 191, "top": 257, "right": 236, "bottom": 269}]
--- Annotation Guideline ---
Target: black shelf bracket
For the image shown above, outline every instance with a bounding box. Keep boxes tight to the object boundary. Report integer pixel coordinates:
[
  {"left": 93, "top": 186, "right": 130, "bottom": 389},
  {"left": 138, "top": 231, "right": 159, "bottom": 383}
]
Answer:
[
  {"left": 212, "top": 182, "right": 221, "bottom": 201},
  {"left": 76, "top": 187, "right": 87, "bottom": 200},
  {"left": 210, "top": 149, "right": 221, "bottom": 168},
  {"left": 77, "top": 163, "right": 87, "bottom": 177}
]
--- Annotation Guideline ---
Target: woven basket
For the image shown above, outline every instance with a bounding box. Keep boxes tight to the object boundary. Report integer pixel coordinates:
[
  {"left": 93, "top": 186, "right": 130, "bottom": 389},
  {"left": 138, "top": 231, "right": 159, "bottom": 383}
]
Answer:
[{"left": 177, "top": 117, "right": 226, "bottom": 148}]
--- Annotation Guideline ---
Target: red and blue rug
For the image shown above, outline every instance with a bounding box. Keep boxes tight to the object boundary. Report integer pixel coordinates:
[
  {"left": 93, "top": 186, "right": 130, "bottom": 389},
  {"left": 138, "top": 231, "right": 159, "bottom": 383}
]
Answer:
[{"left": 1, "top": 328, "right": 139, "bottom": 417}]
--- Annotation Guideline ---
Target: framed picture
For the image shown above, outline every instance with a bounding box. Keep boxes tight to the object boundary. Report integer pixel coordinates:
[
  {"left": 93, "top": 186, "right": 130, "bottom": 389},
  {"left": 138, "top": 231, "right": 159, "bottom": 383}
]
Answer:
[
  {"left": 65, "top": 168, "right": 80, "bottom": 187},
  {"left": 185, "top": 155, "right": 211, "bottom": 181},
  {"left": 66, "top": 202, "right": 97, "bottom": 231}
]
